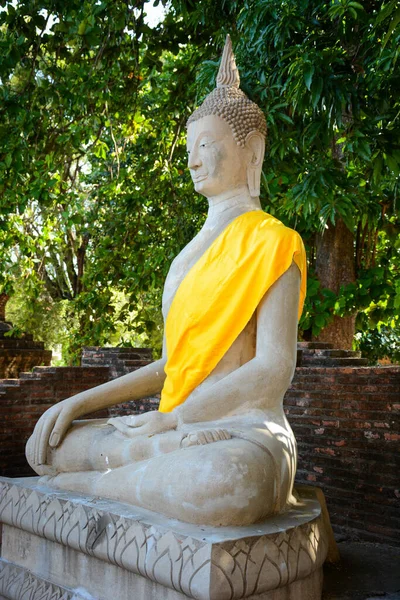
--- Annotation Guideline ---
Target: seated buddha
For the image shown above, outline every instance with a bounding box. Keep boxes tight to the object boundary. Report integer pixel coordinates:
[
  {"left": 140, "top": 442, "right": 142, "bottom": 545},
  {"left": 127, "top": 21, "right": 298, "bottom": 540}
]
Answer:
[{"left": 26, "top": 36, "right": 306, "bottom": 527}]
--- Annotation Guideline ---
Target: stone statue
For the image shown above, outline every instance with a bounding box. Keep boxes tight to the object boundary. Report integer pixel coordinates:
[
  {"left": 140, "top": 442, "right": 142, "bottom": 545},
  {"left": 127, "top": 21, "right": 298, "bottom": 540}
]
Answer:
[{"left": 26, "top": 36, "right": 306, "bottom": 528}]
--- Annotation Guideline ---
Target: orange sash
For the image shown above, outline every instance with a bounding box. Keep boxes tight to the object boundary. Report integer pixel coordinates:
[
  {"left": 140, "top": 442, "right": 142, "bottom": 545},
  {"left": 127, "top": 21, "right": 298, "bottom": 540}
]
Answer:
[{"left": 159, "top": 211, "right": 306, "bottom": 413}]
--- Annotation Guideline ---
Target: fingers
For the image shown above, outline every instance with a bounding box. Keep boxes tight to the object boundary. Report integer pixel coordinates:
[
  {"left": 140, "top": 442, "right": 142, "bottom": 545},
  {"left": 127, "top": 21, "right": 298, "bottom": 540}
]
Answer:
[
  {"left": 31, "top": 409, "right": 57, "bottom": 467},
  {"left": 108, "top": 415, "right": 144, "bottom": 430},
  {"left": 30, "top": 401, "right": 76, "bottom": 470},
  {"left": 107, "top": 415, "right": 150, "bottom": 437},
  {"left": 33, "top": 419, "right": 44, "bottom": 466},
  {"left": 108, "top": 412, "right": 169, "bottom": 438},
  {"left": 200, "top": 429, "right": 231, "bottom": 443},
  {"left": 107, "top": 418, "right": 132, "bottom": 435},
  {"left": 49, "top": 407, "right": 76, "bottom": 448},
  {"left": 123, "top": 415, "right": 146, "bottom": 428},
  {"left": 38, "top": 417, "right": 57, "bottom": 465},
  {"left": 198, "top": 431, "right": 209, "bottom": 444},
  {"left": 181, "top": 429, "right": 232, "bottom": 447}
]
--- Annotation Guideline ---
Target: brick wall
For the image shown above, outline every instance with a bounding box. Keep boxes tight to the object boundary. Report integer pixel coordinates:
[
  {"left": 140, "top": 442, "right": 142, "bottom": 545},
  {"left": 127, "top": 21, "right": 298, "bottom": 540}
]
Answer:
[
  {"left": 285, "top": 366, "right": 400, "bottom": 546},
  {"left": 0, "top": 360, "right": 399, "bottom": 545},
  {"left": 81, "top": 346, "right": 152, "bottom": 379},
  {"left": 81, "top": 346, "right": 159, "bottom": 417},
  {"left": 0, "top": 333, "right": 52, "bottom": 379}
]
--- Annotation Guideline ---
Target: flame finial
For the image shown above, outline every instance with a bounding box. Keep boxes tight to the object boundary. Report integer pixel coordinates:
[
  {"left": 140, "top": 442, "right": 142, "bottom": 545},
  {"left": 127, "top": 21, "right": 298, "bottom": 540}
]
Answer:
[
  {"left": 187, "top": 34, "right": 267, "bottom": 146},
  {"left": 216, "top": 34, "right": 240, "bottom": 88}
]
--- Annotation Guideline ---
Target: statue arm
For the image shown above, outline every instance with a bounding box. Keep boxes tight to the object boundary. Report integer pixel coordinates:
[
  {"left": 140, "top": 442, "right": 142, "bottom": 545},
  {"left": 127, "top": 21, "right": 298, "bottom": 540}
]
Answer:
[
  {"left": 29, "top": 356, "right": 167, "bottom": 466},
  {"left": 175, "top": 262, "right": 301, "bottom": 425},
  {"left": 67, "top": 357, "right": 167, "bottom": 413}
]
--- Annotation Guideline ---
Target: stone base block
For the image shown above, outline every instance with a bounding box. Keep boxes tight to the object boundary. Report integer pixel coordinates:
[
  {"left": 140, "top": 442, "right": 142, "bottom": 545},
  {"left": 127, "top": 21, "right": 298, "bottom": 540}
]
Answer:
[{"left": 0, "top": 477, "right": 328, "bottom": 600}]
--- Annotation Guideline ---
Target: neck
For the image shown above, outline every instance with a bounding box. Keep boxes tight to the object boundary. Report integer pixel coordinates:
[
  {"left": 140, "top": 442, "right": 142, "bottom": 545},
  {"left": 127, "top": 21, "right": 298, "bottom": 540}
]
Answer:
[{"left": 205, "top": 186, "right": 261, "bottom": 225}]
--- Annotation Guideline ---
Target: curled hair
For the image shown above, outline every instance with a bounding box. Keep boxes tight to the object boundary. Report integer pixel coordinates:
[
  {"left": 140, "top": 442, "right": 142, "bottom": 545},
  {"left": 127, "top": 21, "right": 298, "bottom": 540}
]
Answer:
[{"left": 187, "top": 35, "right": 267, "bottom": 147}]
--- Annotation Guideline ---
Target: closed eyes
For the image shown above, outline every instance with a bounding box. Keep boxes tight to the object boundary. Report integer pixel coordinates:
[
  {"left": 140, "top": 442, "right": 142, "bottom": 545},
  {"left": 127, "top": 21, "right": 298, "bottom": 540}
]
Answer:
[{"left": 187, "top": 140, "right": 214, "bottom": 154}]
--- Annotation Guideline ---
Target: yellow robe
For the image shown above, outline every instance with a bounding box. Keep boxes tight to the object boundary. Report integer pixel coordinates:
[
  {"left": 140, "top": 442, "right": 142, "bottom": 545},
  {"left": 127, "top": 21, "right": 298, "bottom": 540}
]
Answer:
[{"left": 159, "top": 210, "right": 306, "bottom": 413}]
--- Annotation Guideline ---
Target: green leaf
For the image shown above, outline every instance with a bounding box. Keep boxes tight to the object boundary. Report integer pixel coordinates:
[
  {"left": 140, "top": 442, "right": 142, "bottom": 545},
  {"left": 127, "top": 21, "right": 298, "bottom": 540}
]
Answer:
[
  {"left": 385, "top": 154, "right": 400, "bottom": 175},
  {"left": 311, "top": 77, "right": 323, "bottom": 108},
  {"left": 276, "top": 112, "right": 294, "bottom": 124},
  {"left": 357, "top": 139, "right": 371, "bottom": 160},
  {"left": 373, "top": 156, "right": 383, "bottom": 183},
  {"left": 78, "top": 20, "right": 87, "bottom": 35},
  {"left": 376, "top": 0, "right": 397, "bottom": 25},
  {"left": 349, "top": 2, "right": 365, "bottom": 10},
  {"left": 395, "top": 291, "right": 400, "bottom": 309},
  {"left": 304, "top": 64, "right": 315, "bottom": 91},
  {"left": 342, "top": 212, "right": 355, "bottom": 232},
  {"left": 382, "top": 7, "right": 400, "bottom": 49}
]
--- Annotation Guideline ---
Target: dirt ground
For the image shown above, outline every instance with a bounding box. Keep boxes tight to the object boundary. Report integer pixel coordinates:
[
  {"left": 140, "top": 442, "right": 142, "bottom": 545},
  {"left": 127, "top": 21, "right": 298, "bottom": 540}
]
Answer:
[{"left": 323, "top": 541, "right": 400, "bottom": 600}]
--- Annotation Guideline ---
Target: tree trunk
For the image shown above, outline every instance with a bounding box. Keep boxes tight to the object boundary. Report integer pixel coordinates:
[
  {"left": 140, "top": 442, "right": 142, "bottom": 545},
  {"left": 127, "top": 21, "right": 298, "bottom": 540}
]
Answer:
[
  {"left": 314, "top": 218, "right": 356, "bottom": 349},
  {"left": 0, "top": 293, "right": 9, "bottom": 322}
]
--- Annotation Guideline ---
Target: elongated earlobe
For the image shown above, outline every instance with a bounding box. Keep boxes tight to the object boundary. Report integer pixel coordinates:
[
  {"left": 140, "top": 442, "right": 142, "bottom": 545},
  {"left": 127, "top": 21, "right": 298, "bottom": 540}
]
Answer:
[
  {"left": 248, "top": 165, "right": 259, "bottom": 197},
  {"left": 245, "top": 132, "right": 265, "bottom": 197}
]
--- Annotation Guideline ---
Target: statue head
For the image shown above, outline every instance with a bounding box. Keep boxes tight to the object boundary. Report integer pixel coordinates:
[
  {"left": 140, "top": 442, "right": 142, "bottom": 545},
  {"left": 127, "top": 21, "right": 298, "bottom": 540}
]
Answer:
[{"left": 187, "top": 35, "right": 266, "bottom": 198}]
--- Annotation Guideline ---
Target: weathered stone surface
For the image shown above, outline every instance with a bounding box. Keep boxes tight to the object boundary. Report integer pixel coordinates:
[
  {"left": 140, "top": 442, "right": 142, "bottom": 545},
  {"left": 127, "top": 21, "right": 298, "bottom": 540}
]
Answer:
[
  {"left": 0, "top": 367, "right": 111, "bottom": 479},
  {"left": 0, "top": 477, "right": 328, "bottom": 600},
  {"left": 0, "top": 560, "right": 88, "bottom": 600},
  {"left": 25, "top": 37, "right": 303, "bottom": 529},
  {"left": 1, "top": 360, "right": 398, "bottom": 545}
]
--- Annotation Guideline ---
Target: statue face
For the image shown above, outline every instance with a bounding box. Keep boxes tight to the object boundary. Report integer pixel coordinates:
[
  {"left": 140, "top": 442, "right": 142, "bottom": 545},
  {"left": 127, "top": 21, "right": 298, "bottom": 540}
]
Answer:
[{"left": 186, "top": 115, "right": 249, "bottom": 198}]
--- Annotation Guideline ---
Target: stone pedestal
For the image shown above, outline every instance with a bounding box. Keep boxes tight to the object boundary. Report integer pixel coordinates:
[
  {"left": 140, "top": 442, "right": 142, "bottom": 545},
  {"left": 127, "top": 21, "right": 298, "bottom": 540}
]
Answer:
[{"left": 0, "top": 477, "right": 328, "bottom": 600}]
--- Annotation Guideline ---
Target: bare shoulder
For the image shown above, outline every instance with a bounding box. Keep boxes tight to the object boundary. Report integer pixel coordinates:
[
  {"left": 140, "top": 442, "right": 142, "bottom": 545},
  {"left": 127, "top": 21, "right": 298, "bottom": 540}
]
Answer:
[
  {"left": 256, "top": 260, "right": 301, "bottom": 343},
  {"left": 260, "top": 261, "right": 300, "bottom": 306}
]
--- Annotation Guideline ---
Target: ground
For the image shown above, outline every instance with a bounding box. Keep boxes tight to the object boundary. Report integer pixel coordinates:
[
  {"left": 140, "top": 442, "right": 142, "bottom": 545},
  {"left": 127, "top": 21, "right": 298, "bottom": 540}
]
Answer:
[{"left": 323, "top": 541, "right": 400, "bottom": 600}]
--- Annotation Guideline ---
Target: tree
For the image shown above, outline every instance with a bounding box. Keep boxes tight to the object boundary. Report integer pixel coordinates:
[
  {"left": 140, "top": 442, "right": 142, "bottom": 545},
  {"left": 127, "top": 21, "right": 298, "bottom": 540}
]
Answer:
[
  {"left": 1, "top": 0, "right": 145, "bottom": 299},
  {"left": 0, "top": 1, "right": 209, "bottom": 360},
  {"left": 170, "top": 0, "right": 400, "bottom": 349},
  {"left": 1, "top": 0, "right": 399, "bottom": 361}
]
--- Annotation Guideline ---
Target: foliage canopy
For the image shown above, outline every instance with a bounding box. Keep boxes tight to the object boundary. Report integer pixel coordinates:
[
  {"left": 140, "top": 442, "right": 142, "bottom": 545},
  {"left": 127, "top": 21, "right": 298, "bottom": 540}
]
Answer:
[{"left": 1, "top": 0, "right": 399, "bottom": 362}]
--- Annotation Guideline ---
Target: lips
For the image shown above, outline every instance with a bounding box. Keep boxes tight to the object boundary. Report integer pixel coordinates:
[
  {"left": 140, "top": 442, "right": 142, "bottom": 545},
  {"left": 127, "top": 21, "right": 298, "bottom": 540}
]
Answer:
[{"left": 192, "top": 175, "right": 207, "bottom": 183}]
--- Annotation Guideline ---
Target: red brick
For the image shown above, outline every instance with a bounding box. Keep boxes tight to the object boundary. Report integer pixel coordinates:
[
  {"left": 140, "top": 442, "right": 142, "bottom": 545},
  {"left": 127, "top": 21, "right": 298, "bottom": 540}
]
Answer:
[
  {"left": 384, "top": 433, "right": 400, "bottom": 441},
  {"left": 286, "top": 364, "right": 400, "bottom": 545},
  {"left": 1, "top": 360, "right": 399, "bottom": 546},
  {"left": 315, "top": 447, "right": 336, "bottom": 456}
]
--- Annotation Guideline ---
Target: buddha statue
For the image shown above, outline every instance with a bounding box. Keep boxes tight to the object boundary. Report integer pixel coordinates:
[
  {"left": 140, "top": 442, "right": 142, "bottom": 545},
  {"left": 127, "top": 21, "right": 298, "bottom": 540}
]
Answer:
[{"left": 26, "top": 36, "right": 306, "bottom": 528}]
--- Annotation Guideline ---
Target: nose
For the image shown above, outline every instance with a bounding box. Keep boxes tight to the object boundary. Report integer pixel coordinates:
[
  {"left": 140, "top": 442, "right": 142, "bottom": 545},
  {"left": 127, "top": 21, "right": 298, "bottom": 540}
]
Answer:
[{"left": 188, "top": 148, "right": 201, "bottom": 170}]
